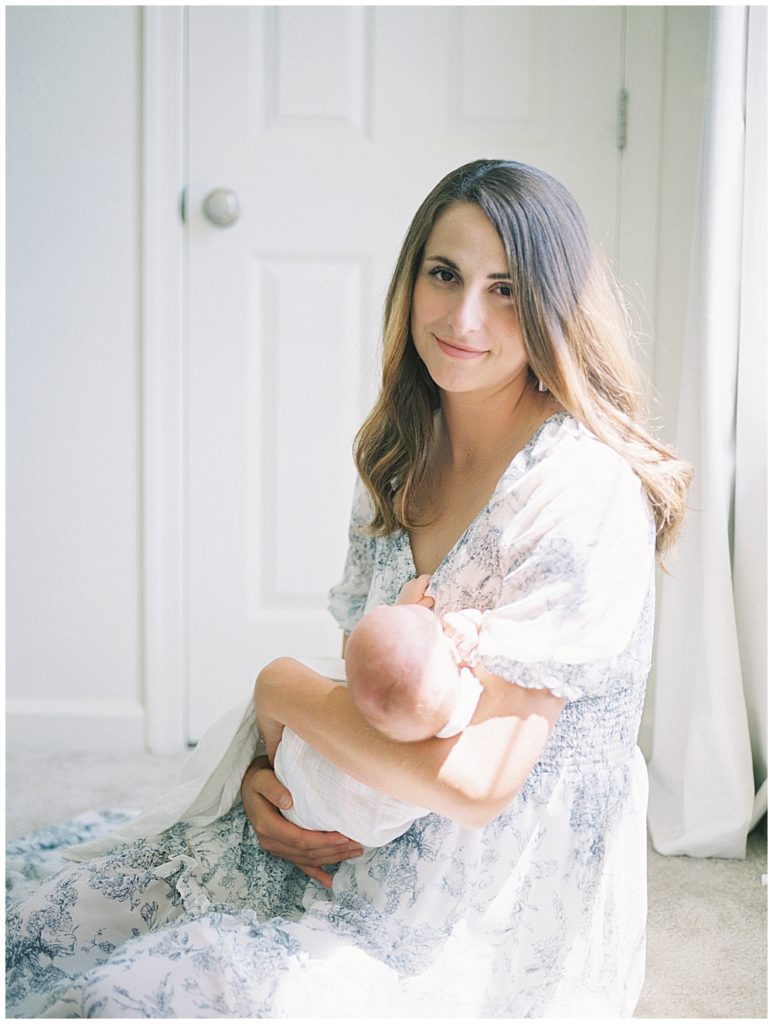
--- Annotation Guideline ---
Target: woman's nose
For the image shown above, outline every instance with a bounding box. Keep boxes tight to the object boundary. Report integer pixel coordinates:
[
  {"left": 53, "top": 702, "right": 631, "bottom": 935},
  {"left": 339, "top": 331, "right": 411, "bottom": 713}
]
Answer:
[{"left": 446, "top": 289, "right": 482, "bottom": 334}]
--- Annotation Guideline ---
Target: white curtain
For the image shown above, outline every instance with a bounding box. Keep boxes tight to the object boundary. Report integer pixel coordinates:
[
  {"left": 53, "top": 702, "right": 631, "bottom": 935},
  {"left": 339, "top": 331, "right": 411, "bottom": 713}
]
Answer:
[{"left": 647, "top": 6, "right": 767, "bottom": 858}]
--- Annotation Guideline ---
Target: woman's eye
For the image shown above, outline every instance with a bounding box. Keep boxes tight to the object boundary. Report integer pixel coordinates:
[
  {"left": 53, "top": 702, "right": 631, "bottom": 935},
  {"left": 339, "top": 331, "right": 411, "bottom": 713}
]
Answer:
[
  {"left": 428, "top": 266, "right": 456, "bottom": 283},
  {"left": 494, "top": 283, "right": 513, "bottom": 298}
]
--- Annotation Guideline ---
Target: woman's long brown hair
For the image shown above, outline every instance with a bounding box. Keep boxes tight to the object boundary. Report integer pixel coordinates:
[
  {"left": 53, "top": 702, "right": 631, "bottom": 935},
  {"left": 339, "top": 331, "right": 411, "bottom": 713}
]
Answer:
[{"left": 354, "top": 160, "right": 693, "bottom": 562}]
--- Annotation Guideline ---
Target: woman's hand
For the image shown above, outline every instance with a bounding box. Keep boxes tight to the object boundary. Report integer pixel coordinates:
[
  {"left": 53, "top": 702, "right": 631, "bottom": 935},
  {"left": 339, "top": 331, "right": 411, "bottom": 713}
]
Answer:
[
  {"left": 240, "top": 756, "right": 363, "bottom": 889},
  {"left": 395, "top": 573, "right": 434, "bottom": 607}
]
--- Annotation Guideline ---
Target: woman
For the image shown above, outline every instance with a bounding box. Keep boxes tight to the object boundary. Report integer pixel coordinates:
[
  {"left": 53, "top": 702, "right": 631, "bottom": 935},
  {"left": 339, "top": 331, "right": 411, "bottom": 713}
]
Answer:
[{"left": 6, "top": 159, "right": 691, "bottom": 1017}]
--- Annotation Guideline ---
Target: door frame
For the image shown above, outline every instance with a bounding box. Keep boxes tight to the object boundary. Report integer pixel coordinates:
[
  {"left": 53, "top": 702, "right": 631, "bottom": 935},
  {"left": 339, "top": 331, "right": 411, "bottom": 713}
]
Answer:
[
  {"left": 142, "top": 6, "right": 188, "bottom": 751},
  {"left": 140, "top": 5, "right": 666, "bottom": 752}
]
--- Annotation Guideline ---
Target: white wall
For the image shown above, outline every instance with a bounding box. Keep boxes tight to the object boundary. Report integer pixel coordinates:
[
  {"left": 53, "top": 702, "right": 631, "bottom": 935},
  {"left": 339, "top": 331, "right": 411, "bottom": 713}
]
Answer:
[{"left": 7, "top": 7, "right": 145, "bottom": 749}]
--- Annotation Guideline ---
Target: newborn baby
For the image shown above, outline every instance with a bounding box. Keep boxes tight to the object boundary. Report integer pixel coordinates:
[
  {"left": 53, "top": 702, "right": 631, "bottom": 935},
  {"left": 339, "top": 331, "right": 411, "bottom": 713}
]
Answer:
[
  {"left": 344, "top": 577, "right": 484, "bottom": 742},
  {"left": 271, "top": 577, "right": 484, "bottom": 848}
]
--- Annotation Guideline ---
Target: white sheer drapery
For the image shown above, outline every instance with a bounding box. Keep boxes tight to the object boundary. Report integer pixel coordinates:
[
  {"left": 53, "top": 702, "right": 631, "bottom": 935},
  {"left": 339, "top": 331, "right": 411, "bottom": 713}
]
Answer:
[{"left": 647, "top": 6, "right": 767, "bottom": 858}]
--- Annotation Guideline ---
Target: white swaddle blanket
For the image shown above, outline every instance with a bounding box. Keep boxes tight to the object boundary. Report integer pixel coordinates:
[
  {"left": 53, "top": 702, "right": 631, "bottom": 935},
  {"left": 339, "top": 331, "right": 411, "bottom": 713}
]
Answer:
[
  {"left": 273, "top": 726, "right": 430, "bottom": 848},
  {"left": 64, "top": 657, "right": 431, "bottom": 860}
]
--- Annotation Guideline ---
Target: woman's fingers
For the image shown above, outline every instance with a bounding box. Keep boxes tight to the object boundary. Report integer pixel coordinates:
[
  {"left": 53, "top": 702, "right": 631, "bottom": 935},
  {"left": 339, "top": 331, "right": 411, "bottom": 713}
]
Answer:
[
  {"left": 255, "top": 821, "right": 363, "bottom": 890},
  {"left": 254, "top": 812, "right": 363, "bottom": 864},
  {"left": 241, "top": 760, "right": 363, "bottom": 886},
  {"left": 250, "top": 765, "right": 363, "bottom": 856},
  {"left": 299, "top": 865, "right": 335, "bottom": 889},
  {"left": 257, "top": 830, "right": 363, "bottom": 866}
]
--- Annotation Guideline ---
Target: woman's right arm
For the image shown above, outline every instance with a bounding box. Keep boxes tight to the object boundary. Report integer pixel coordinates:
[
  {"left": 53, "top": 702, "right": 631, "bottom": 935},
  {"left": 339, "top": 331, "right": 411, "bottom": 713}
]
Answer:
[
  {"left": 244, "top": 474, "right": 373, "bottom": 883},
  {"left": 240, "top": 755, "right": 363, "bottom": 888},
  {"left": 254, "top": 657, "right": 564, "bottom": 830}
]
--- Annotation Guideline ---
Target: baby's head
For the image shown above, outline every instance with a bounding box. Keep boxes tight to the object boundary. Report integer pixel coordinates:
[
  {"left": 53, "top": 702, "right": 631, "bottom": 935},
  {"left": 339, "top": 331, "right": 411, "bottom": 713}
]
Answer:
[{"left": 345, "top": 604, "right": 460, "bottom": 742}]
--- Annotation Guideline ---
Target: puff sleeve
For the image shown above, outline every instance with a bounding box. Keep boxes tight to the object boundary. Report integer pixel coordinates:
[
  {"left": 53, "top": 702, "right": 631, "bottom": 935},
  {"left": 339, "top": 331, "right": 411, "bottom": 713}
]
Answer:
[
  {"left": 327, "top": 475, "right": 377, "bottom": 634},
  {"left": 475, "top": 424, "right": 655, "bottom": 701}
]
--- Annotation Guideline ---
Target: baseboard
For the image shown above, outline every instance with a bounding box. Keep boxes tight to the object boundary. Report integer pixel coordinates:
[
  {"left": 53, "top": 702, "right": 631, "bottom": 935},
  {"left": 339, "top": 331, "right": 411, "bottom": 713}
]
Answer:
[{"left": 6, "top": 698, "right": 146, "bottom": 752}]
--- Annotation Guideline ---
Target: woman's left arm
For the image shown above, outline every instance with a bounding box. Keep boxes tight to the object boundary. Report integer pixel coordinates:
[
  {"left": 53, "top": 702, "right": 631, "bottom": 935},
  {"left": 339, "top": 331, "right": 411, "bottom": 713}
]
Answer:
[{"left": 254, "top": 657, "right": 564, "bottom": 829}]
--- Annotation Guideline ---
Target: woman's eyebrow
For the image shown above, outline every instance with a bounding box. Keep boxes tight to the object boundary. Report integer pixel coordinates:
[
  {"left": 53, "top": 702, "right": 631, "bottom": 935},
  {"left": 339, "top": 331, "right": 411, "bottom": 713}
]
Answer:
[{"left": 425, "top": 254, "right": 511, "bottom": 280}]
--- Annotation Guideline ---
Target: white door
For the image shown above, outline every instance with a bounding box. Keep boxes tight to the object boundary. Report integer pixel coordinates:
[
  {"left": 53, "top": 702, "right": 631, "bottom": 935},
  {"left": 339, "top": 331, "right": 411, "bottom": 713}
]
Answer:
[{"left": 183, "top": 5, "right": 661, "bottom": 740}]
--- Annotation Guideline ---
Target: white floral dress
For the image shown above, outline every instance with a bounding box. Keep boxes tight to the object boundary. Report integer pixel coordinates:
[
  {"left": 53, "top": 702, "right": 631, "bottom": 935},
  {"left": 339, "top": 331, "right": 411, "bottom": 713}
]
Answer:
[{"left": 6, "top": 413, "right": 655, "bottom": 1018}]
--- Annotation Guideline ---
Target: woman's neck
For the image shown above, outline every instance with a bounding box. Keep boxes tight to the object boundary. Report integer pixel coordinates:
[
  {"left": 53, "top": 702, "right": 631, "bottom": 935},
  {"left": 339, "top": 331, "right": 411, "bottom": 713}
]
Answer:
[{"left": 437, "top": 373, "right": 549, "bottom": 469}]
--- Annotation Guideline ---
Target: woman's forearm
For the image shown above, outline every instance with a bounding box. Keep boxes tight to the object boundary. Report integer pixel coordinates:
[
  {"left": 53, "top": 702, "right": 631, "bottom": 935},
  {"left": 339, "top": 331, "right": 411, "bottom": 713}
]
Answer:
[{"left": 254, "top": 657, "right": 563, "bottom": 828}]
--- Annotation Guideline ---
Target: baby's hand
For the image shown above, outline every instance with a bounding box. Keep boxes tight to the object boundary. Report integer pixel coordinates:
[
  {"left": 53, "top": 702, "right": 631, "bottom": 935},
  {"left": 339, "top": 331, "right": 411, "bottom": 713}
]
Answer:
[
  {"left": 441, "top": 609, "right": 483, "bottom": 662},
  {"left": 396, "top": 574, "right": 434, "bottom": 608}
]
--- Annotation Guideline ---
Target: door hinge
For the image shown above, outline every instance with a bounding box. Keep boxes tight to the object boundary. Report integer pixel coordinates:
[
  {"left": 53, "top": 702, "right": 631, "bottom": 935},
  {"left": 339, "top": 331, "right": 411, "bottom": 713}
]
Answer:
[{"left": 617, "top": 88, "right": 629, "bottom": 152}]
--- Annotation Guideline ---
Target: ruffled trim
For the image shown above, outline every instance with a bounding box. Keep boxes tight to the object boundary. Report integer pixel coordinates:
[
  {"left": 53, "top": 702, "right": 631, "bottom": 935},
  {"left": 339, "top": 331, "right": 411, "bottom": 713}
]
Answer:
[
  {"left": 153, "top": 850, "right": 214, "bottom": 917},
  {"left": 479, "top": 654, "right": 587, "bottom": 701}
]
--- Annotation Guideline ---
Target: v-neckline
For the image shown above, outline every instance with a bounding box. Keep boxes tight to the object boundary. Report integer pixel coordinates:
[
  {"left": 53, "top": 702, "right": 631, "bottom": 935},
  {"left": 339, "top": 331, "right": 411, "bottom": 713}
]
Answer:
[{"left": 404, "top": 411, "right": 568, "bottom": 581}]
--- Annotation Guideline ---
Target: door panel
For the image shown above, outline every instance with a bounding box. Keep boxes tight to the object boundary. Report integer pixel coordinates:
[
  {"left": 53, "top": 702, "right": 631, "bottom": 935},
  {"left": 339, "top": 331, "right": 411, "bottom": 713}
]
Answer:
[{"left": 185, "top": 5, "right": 630, "bottom": 738}]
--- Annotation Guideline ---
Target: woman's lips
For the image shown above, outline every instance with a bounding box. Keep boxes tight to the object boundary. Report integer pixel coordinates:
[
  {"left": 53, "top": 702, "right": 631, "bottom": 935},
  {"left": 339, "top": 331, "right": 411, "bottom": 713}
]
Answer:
[{"left": 435, "top": 336, "right": 486, "bottom": 360}]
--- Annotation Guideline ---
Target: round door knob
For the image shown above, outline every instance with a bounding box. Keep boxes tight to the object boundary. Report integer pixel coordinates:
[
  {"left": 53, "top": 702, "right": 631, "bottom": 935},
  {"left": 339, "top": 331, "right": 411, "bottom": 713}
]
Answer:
[{"left": 202, "top": 188, "right": 240, "bottom": 228}]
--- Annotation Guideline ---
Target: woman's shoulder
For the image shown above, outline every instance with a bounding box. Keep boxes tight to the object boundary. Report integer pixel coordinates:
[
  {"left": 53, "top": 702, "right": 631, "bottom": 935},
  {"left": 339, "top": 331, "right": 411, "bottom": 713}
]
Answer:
[
  {"left": 506, "top": 411, "right": 638, "bottom": 487},
  {"left": 495, "top": 411, "right": 651, "bottom": 531}
]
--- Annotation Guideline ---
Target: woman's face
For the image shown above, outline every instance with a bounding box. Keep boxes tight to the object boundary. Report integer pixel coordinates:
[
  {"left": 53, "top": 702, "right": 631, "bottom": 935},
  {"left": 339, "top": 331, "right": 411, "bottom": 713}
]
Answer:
[{"left": 410, "top": 202, "right": 529, "bottom": 398}]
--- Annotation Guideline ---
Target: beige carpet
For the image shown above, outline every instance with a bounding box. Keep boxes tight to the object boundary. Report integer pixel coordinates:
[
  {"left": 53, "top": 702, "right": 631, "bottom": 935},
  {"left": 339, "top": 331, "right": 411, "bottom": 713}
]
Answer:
[
  {"left": 636, "top": 822, "right": 767, "bottom": 1018},
  {"left": 5, "top": 746, "right": 767, "bottom": 1018}
]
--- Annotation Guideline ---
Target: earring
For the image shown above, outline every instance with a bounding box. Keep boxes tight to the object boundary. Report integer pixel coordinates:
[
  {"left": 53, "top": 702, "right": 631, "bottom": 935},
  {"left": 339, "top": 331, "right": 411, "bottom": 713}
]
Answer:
[{"left": 538, "top": 379, "right": 548, "bottom": 393}]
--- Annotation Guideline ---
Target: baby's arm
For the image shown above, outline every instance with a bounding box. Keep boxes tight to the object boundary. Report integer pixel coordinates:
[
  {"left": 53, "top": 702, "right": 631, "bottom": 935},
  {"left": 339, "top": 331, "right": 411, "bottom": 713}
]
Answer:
[{"left": 395, "top": 573, "right": 434, "bottom": 608}]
